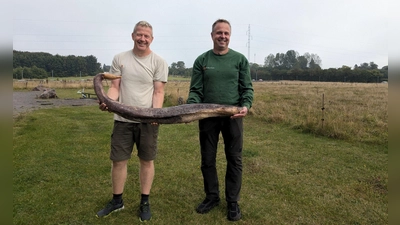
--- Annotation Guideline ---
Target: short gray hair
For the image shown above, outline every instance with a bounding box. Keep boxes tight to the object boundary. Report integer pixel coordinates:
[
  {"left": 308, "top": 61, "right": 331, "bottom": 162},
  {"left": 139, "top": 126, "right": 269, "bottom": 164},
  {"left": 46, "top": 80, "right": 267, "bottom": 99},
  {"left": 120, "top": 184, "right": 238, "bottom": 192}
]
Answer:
[{"left": 133, "top": 20, "right": 153, "bottom": 36}]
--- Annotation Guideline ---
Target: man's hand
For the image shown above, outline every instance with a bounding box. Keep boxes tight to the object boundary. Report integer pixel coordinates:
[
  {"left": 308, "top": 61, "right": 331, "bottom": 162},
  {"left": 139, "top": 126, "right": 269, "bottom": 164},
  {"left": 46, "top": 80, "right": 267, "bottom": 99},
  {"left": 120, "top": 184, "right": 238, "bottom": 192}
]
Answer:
[
  {"left": 231, "top": 107, "right": 248, "bottom": 119},
  {"left": 98, "top": 102, "right": 110, "bottom": 112}
]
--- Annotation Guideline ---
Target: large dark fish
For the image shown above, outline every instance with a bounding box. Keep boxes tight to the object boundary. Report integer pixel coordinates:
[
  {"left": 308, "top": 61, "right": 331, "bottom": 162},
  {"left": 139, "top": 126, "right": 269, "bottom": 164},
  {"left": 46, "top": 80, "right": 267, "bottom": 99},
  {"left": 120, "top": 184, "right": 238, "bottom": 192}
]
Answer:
[{"left": 93, "top": 73, "right": 242, "bottom": 124}]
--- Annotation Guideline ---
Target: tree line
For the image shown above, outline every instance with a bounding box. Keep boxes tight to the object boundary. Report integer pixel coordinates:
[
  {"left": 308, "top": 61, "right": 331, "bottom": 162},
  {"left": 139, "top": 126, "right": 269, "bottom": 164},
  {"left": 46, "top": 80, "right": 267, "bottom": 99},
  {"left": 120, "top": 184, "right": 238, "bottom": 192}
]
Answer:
[
  {"left": 13, "top": 50, "right": 103, "bottom": 79},
  {"left": 168, "top": 50, "right": 388, "bottom": 83},
  {"left": 13, "top": 50, "right": 387, "bottom": 83},
  {"left": 251, "top": 63, "right": 388, "bottom": 83},
  {"left": 252, "top": 50, "right": 388, "bottom": 83}
]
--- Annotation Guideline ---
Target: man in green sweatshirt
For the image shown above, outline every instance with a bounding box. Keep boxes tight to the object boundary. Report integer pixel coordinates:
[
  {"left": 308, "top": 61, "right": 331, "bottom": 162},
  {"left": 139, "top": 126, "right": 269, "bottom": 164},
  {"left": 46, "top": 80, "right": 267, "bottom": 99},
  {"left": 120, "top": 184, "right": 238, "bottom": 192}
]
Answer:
[{"left": 187, "top": 18, "right": 254, "bottom": 221}]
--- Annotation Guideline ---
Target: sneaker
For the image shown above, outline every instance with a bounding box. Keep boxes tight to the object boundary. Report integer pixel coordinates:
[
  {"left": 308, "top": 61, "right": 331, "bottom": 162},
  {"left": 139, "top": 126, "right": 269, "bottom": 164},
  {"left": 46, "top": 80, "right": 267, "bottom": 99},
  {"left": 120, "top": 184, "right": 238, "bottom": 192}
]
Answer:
[
  {"left": 196, "top": 198, "right": 220, "bottom": 214},
  {"left": 139, "top": 202, "right": 151, "bottom": 222},
  {"left": 227, "top": 202, "right": 241, "bottom": 221},
  {"left": 96, "top": 199, "right": 124, "bottom": 218}
]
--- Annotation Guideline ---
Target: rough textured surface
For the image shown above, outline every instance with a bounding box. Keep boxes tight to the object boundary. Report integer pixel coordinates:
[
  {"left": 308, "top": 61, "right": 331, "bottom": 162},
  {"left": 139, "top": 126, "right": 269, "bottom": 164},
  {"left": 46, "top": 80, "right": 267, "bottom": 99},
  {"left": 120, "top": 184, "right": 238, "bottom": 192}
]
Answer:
[
  {"left": 93, "top": 73, "right": 241, "bottom": 124},
  {"left": 13, "top": 91, "right": 98, "bottom": 117}
]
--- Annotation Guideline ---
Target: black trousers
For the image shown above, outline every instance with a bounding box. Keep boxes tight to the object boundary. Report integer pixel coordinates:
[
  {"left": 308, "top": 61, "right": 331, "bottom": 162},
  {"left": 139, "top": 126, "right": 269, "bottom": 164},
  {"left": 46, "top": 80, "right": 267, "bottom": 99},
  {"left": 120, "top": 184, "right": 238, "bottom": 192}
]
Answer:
[{"left": 198, "top": 117, "right": 243, "bottom": 202}]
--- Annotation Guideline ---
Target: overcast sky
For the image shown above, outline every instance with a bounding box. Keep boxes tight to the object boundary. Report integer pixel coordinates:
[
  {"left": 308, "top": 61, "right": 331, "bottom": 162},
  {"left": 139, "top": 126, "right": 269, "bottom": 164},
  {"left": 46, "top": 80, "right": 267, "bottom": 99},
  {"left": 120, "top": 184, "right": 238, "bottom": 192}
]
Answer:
[{"left": 13, "top": 0, "right": 388, "bottom": 70}]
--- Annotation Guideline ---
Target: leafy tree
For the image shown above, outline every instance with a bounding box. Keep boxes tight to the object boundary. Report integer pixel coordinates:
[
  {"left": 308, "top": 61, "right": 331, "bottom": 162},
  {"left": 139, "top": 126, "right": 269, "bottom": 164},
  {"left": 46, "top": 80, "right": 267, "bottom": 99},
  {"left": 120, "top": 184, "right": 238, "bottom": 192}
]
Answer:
[
  {"left": 176, "top": 61, "right": 186, "bottom": 75},
  {"left": 169, "top": 62, "right": 178, "bottom": 75},
  {"left": 369, "top": 62, "right": 378, "bottom": 70},
  {"left": 380, "top": 66, "right": 388, "bottom": 81},
  {"left": 13, "top": 67, "right": 24, "bottom": 79},
  {"left": 274, "top": 53, "right": 285, "bottom": 69},
  {"left": 76, "top": 56, "right": 87, "bottom": 76},
  {"left": 47, "top": 55, "right": 64, "bottom": 77},
  {"left": 310, "top": 53, "right": 322, "bottom": 66},
  {"left": 263, "top": 51, "right": 321, "bottom": 70},
  {"left": 283, "top": 50, "right": 298, "bottom": 69},
  {"left": 85, "top": 55, "right": 102, "bottom": 75},
  {"left": 250, "top": 63, "right": 260, "bottom": 80},
  {"left": 370, "top": 69, "right": 383, "bottom": 83},
  {"left": 169, "top": 61, "right": 186, "bottom": 76},
  {"left": 64, "top": 55, "right": 78, "bottom": 76},
  {"left": 324, "top": 68, "right": 337, "bottom": 81},
  {"left": 13, "top": 66, "right": 47, "bottom": 79},
  {"left": 176, "top": 61, "right": 185, "bottom": 69},
  {"left": 359, "top": 62, "right": 370, "bottom": 69},
  {"left": 103, "top": 64, "right": 111, "bottom": 72},
  {"left": 264, "top": 54, "right": 275, "bottom": 68},
  {"left": 30, "top": 66, "right": 48, "bottom": 79},
  {"left": 295, "top": 56, "right": 308, "bottom": 69},
  {"left": 309, "top": 58, "right": 321, "bottom": 70},
  {"left": 303, "top": 52, "right": 311, "bottom": 64}
]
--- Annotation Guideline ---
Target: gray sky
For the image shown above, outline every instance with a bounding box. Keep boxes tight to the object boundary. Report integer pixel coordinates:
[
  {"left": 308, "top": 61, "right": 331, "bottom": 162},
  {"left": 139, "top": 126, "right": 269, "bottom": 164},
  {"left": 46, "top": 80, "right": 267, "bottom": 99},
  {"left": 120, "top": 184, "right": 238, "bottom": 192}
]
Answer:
[{"left": 13, "top": 0, "right": 388, "bottom": 69}]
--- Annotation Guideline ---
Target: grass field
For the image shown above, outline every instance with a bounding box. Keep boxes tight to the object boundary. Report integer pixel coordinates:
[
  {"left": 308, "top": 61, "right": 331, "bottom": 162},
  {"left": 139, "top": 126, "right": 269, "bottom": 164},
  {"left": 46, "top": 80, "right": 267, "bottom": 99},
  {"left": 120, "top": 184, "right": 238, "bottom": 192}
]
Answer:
[{"left": 13, "top": 79, "right": 388, "bottom": 224}]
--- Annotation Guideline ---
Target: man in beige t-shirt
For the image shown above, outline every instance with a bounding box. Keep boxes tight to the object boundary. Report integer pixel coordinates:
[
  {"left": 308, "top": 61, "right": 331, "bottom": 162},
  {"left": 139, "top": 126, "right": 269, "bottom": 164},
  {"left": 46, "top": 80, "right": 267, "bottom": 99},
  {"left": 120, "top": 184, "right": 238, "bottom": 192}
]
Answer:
[{"left": 96, "top": 20, "right": 168, "bottom": 222}]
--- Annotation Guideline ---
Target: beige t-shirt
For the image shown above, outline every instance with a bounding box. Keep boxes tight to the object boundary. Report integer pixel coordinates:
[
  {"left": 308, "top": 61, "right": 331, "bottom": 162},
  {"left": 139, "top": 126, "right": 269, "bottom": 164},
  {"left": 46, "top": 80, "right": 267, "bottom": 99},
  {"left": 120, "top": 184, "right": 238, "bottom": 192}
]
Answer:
[{"left": 110, "top": 50, "right": 168, "bottom": 122}]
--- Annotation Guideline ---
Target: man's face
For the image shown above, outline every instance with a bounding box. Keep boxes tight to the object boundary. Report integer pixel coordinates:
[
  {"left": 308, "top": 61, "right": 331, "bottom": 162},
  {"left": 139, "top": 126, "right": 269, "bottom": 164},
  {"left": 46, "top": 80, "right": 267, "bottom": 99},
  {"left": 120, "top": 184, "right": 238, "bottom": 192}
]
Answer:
[
  {"left": 132, "top": 26, "right": 154, "bottom": 51},
  {"left": 211, "top": 22, "right": 231, "bottom": 51}
]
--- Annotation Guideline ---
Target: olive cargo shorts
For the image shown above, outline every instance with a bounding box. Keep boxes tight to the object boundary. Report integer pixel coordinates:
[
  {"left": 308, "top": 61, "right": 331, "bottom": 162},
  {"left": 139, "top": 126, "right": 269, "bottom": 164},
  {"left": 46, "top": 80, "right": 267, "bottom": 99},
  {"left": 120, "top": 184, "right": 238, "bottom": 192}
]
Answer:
[{"left": 110, "top": 121, "right": 159, "bottom": 161}]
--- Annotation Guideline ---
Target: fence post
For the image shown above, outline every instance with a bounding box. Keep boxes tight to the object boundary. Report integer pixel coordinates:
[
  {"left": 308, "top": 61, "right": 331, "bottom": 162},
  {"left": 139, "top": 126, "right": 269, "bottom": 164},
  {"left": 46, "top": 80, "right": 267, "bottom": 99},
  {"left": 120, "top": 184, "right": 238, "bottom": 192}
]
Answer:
[{"left": 321, "top": 93, "right": 325, "bottom": 128}]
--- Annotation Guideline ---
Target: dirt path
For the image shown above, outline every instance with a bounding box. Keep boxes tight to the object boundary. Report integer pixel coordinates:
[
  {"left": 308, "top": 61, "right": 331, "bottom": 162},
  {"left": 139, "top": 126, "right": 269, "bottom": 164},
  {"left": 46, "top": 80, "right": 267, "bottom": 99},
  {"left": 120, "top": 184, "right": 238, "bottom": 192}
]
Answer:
[{"left": 13, "top": 91, "right": 99, "bottom": 117}]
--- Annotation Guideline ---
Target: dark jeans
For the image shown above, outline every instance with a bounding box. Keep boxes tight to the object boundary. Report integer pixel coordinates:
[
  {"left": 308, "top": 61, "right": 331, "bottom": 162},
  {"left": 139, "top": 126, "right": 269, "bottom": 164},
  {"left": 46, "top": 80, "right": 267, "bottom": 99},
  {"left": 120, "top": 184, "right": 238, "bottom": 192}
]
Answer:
[{"left": 198, "top": 117, "right": 243, "bottom": 202}]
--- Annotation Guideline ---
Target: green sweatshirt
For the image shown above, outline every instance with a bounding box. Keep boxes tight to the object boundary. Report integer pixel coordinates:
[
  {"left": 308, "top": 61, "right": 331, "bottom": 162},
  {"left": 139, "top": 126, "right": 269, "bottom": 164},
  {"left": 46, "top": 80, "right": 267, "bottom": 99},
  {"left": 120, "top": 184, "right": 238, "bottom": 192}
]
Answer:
[{"left": 187, "top": 49, "right": 254, "bottom": 109}]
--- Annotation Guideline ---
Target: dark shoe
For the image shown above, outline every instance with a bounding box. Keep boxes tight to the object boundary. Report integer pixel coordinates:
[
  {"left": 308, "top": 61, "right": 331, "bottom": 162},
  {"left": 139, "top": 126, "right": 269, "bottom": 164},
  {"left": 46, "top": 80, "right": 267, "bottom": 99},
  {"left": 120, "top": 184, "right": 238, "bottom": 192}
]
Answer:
[
  {"left": 196, "top": 198, "right": 220, "bottom": 214},
  {"left": 96, "top": 199, "right": 124, "bottom": 218},
  {"left": 227, "top": 202, "right": 242, "bottom": 221},
  {"left": 139, "top": 202, "right": 151, "bottom": 222}
]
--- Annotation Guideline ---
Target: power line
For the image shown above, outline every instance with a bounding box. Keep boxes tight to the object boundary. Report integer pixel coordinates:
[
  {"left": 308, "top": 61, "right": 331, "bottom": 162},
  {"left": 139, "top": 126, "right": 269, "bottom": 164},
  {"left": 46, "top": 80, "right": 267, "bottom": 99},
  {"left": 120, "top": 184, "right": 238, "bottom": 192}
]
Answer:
[{"left": 247, "top": 24, "right": 251, "bottom": 62}]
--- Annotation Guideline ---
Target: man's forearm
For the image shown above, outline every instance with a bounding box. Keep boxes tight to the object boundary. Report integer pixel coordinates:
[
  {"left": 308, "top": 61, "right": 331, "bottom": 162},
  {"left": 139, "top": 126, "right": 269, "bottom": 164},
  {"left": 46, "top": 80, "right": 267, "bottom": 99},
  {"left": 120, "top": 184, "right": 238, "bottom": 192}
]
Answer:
[
  {"left": 152, "top": 92, "right": 164, "bottom": 108},
  {"left": 107, "top": 87, "right": 119, "bottom": 101}
]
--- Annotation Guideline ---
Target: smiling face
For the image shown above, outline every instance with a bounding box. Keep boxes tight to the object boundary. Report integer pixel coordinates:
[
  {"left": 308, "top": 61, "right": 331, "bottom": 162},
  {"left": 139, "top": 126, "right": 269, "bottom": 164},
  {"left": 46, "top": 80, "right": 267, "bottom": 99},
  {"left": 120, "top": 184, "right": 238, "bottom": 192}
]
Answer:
[
  {"left": 131, "top": 24, "right": 154, "bottom": 56},
  {"left": 211, "top": 21, "right": 231, "bottom": 55}
]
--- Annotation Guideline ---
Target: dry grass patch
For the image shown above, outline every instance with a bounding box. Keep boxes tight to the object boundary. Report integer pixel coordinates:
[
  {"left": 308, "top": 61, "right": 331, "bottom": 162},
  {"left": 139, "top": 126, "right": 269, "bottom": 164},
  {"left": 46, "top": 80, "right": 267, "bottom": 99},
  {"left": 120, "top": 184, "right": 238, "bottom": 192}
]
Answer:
[{"left": 250, "top": 81, "right": 388, "bottom": 146}]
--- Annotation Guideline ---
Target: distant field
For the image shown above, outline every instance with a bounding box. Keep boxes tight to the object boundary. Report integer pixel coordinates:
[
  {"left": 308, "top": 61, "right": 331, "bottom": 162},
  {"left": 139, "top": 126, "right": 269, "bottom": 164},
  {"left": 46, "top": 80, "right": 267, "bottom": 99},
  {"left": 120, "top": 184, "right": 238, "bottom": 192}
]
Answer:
[{"left": 13, "top": 78, "right": 388, "bottom": 146}]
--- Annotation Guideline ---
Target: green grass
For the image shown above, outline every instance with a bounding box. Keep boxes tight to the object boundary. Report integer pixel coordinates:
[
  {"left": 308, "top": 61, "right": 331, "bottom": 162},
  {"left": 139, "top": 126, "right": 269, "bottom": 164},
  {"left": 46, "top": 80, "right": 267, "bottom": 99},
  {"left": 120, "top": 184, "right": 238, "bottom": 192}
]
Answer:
[
  {"left": 167, "top": 75, "right": 191, "bottom": 81},
  {"left": 13, "top": 106, "right": 387, "bottom": 224}
]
